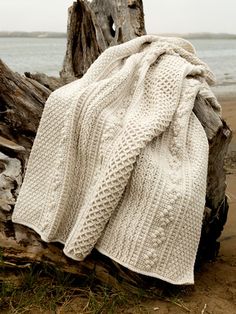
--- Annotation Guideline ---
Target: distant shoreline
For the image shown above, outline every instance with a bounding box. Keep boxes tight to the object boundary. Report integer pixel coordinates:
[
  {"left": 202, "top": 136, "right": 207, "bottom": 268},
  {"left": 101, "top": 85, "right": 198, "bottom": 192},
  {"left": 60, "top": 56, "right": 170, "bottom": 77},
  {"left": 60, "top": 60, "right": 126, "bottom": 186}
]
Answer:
[
  {"left": 1, "top": 31, "right": 236, "bottom": 39},
  {"left": 0, "top": 31, "right": 66, "bottom": 38},
  {"left": 157, "top": 32, "right": 236, "bottom": 40}
]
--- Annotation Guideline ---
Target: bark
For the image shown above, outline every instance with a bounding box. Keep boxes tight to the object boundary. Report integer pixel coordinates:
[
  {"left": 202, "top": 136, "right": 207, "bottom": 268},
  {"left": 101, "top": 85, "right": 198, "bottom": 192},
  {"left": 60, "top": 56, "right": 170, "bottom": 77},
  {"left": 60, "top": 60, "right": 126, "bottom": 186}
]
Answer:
[
  {"left": 0, "top": 0, "right": 232, "bottom": 289},
  {"left": 193, "top": 96, "right": 232, "bottom": 263},
  {"left": 24, "top": 72, "right": 72, "bottom": 92},
  {"left": 61, "top": 0, "right": 146, "bottom": 78}
]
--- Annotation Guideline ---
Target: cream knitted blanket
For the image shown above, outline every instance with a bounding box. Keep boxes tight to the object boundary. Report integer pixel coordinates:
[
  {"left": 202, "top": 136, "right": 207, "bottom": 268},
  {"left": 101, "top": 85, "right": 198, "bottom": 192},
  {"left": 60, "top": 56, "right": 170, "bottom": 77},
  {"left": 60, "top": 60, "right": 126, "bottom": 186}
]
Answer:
[{"left": 12, "top": 35, "right": 221, "bottom": 285}]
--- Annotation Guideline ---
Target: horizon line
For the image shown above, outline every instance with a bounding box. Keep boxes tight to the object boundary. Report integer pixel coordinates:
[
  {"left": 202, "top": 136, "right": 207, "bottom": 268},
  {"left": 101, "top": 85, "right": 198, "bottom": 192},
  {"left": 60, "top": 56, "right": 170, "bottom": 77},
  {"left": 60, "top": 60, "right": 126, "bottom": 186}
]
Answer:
[{"left": 1, "top": 30, "right": 236, "bottom": 35}]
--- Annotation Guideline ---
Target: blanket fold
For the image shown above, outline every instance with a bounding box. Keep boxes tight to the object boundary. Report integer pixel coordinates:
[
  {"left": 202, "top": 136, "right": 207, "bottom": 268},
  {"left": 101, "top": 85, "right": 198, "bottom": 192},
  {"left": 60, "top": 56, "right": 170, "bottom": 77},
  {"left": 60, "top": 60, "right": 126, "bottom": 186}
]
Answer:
[{"left": 12, "top": 35, "right": 221, "bottom": 284}]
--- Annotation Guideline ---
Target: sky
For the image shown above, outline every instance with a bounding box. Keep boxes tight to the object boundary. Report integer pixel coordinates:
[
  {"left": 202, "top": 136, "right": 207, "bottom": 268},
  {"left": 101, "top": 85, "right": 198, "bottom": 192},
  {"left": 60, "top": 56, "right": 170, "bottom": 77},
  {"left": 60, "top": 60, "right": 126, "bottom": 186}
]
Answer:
[{"left": 0, "top": 0, "right": 235, "bottom": 34}]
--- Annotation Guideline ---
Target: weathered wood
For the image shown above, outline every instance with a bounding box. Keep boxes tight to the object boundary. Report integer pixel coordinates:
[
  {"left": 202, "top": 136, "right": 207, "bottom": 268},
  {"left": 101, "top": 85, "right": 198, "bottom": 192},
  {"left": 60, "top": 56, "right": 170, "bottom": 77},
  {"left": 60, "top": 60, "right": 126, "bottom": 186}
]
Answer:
[
  {"left": 193, "top": 95, "right": 232, "bottom": 262},
  {"left": 24, "top": 72, "right": 73, "bottom": 92},
  {"left": 61, "top": 0, "right": 146, "bottom": 78},
  {"left": 61, "top": 0, "right": 106, "bottom": 78},
  {"left": 90, "top": 0, "right": 146, "bottom": 44},
  {"left": 0, "top": 59, "right": 50, "bottom": 152}
]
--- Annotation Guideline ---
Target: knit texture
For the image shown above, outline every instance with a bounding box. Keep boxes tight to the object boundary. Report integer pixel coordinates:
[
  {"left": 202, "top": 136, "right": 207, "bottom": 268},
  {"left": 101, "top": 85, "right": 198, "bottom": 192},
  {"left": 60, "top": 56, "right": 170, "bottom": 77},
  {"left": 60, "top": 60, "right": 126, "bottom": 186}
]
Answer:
[{"left": 12, "top": 35, "right": 221, "bottom": 285}]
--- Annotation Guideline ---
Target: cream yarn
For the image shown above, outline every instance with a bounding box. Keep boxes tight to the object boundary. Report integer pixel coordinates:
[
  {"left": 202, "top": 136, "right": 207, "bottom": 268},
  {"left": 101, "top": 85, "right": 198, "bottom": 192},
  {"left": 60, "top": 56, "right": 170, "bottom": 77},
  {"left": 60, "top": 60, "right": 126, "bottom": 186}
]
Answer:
[{"left": 12, "top": 35, "right": 221, "bottom": 284}]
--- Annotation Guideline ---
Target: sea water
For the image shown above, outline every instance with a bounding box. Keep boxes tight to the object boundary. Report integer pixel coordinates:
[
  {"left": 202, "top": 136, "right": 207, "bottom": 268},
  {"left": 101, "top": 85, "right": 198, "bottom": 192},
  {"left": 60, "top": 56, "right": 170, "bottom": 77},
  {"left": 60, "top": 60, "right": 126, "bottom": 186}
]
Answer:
[
  {"left": 190, "top": 39, "right": 236, "bottom": 86},
  {"left": 0, "top": 37, "right": 236, "bottom": 89},
  {"left": 0, "top": 37, "right": 66, "bottom": 76}
]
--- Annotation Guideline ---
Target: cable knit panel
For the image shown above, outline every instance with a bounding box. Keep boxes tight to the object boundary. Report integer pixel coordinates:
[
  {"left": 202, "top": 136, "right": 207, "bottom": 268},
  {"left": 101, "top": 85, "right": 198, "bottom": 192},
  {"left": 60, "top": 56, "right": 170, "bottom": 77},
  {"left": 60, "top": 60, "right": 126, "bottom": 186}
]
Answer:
[{"left": 12, "top": 35, "right": 221, "bottom": 285}]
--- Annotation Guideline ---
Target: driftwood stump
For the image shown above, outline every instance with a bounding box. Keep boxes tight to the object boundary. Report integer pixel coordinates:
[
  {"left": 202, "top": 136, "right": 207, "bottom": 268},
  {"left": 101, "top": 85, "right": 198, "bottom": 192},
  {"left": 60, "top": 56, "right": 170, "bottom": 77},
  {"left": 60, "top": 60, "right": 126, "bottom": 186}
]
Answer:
[
  {"left": 0, "top": 0, "right": 232, "bottom": 289},
  {"left": 61, "top": 0, "right": 146, "bottom": 78}
]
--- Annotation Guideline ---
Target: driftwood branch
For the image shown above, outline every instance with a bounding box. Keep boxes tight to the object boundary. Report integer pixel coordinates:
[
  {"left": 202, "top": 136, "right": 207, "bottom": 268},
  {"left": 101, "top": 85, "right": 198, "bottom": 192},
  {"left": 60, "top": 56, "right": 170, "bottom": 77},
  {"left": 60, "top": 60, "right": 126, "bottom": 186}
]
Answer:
[
  {"left": 193, "top": 96, "right": 232, "bottom": 262},
  {"left": 0, "top": 59, "right": 49, "bottom": 151}
]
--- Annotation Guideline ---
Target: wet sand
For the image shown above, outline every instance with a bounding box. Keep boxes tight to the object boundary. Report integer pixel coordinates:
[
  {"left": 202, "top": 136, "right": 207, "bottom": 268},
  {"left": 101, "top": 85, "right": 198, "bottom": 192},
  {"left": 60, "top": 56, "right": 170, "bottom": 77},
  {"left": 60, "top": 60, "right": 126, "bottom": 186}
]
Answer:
[{"left": 220, "top": 95, "right": 236, "bottom": 274}]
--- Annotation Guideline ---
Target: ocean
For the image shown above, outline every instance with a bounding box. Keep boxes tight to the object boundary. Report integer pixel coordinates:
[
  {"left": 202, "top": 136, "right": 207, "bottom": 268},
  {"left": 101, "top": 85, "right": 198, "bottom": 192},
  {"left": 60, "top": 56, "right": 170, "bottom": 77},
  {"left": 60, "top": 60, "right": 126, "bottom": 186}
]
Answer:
[
  {"left": 0, "top": 37, "right": 66, "bottom": 76},
  {"left": 0, "top": 37, "right": 236, "bottom": 93}
]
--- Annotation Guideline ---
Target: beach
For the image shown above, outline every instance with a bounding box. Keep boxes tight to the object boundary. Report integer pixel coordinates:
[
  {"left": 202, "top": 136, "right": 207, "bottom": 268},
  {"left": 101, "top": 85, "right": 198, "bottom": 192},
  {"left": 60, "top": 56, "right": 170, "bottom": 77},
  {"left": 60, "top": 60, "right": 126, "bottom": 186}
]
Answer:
[{"left": 219, "top": 94, "right": 236, "bottom": 303}]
